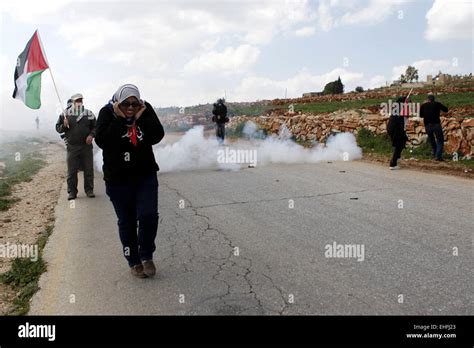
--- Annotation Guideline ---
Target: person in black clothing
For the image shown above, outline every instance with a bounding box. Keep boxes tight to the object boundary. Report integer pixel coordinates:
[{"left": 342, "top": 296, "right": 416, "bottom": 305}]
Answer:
[
  {"left": 212, "top": 98, "right": 229, "bottom": 143},
  {"left": 95, "top": 84, "right": 165, "bottom": 279},
  {"left": 387, "top": 96, "right": 409, "bottom": 169},
  {"left": 55, "top": 93, "right": 96, "bottom": 200},
  {"left": 58, "top": 99, "right": 73, "bottom": 145},
  {"left": 420, "top": 93, "right": 448, "bottom": 161}
]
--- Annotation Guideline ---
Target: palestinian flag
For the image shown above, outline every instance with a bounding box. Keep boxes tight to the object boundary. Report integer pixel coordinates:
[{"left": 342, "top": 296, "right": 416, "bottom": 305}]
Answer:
[{"left": 12, "top": 30, "right": 49, "bottom": 109}]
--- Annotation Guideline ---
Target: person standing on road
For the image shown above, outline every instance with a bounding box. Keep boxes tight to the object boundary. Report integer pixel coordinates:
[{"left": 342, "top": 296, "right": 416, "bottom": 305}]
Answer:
[
  {"left": 212, "top": 98, "right": 229, "bottom": 143},
  {"left": 55, "top": 93, "right": 96, "bottom": 200},
  {"left": 387, "top": 96, "right": 409, "bottom": 169},
  {"left": 420, "top": 93, "right": 448, "bottom": 161},
  {"left": 95, "top": 84, "right": 165, "bottom": 279}
]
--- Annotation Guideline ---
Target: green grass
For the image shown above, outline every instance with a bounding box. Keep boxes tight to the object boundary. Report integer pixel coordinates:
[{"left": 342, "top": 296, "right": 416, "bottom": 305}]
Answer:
[
  {"left": 157, "top": 90, "right": 473, "bottom": 118},
  {"left": 410, "top": 92, "right": 474, "bottom": 111},
  {"left": 228, "top": 104, "right": 273, "bottom": 117},
  {"left": 406, "top": 142, "right": 433, "bottom": 159},
  {"left": 0, "top": 225, "right": 53, "bottom": 315},
  {"left": 294, "top": 97, "right": 388, "bottom": 114},
  {"left": 357, "top": 128, "right": 474, "bottom": 169},
  {"left": 274, "top": 91, "right": 474, "bottom": 116},
  {"left": 452, "top": 158, "right": 474, "bottom": 170},
  {"left": 356, "top": 128, "right": 393, "bottom": 155},
  {"left": 0, "top": 144, "right": 46, "bottom": 211}
]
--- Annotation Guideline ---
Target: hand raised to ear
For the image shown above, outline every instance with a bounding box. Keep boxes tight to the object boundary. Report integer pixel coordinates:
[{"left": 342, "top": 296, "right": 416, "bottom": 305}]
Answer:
[
  {"left": 113, "top": 102, "right": 126, "bottom": 118},
  {"left": 135, "top": 102, "right": 147, "bottom": 120}
]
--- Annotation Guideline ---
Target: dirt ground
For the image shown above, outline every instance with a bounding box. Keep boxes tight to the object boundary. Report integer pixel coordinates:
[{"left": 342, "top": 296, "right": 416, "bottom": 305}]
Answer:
[
  {"left": 0, "top": 141, "right": 65, "bottom": 314},
  {"left": 361, "top": 152, "right": 473, "bottom": 179}
]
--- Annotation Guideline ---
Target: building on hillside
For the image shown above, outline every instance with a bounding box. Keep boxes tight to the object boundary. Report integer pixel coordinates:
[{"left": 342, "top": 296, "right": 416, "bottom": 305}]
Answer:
[
  {"left": 391, "top": 72, "right": 473, "bottom": 88},
  {"left": 302, "top": 92, "right": 324, "bottom": 98},
  {"left": 426, "top": 72, "right": 473, "bottom": 86}
]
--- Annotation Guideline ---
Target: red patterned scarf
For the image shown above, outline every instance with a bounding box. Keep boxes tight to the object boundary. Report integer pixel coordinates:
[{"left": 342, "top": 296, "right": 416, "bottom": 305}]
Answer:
[{"left": 128, "top": 124, "right": 138, "bottom": 146}]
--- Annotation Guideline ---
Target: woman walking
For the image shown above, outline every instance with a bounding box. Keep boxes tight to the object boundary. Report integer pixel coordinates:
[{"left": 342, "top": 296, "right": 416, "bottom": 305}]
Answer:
[{"left": 95, "top": 84, "right": 165, "bottom": 278}]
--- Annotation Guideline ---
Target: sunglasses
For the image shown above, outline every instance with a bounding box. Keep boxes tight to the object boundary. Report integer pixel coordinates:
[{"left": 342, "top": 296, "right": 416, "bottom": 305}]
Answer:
[{"left": 120, "top": 101, "right": 141, "bottom": 108}]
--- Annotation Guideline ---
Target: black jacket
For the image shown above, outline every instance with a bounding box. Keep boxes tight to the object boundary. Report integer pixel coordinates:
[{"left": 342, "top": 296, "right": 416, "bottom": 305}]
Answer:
[
  {"left": 55, "top": 108, "right": 96, "bottom": 146},
  {"left": 212, "top": 103, "right": 228, "bottom": 124},
  {"left": 420, "top": 101, "right": 448, "bottom": 125},
  {"left": 387, "top": 116, "right": 408, "bottom": 148},
  {"left": 95, "top": 101, "right": 165, "bottom": 183}
]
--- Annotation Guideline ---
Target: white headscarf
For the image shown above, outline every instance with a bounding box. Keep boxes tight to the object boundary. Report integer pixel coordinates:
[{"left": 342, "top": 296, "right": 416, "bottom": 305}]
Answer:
[{"left": 111, "top": 84, "right": 141, "bottom": 104}]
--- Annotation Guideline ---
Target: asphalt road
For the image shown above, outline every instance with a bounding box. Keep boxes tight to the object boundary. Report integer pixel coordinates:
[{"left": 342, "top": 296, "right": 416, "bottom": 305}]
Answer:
[{"left": 30, "top": 159, "right": 473, "bottom": 315}]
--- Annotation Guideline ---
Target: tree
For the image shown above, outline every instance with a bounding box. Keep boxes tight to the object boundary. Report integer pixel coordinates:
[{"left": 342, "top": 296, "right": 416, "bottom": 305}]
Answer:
[
  {"left": 399, "top": 66, "right": 419, "bottom": 83},
  {"left": 405, "top": 66, "right": 419, "bottom": 82},
  {"left": 355, "top": 86, "right": 364, "bottom": 93},
  {"left": 323, "top": 76, "right": 344, "bottom": 95}
]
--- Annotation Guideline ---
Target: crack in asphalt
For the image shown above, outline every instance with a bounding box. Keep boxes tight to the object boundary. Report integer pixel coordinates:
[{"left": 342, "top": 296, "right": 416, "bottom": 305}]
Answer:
[
  {"left": 187, "top": 187, "right": 390, "bottom": 209},
  {"left": 160, "top": 181, "right": 287, "bottom": 314},
  {"left": 158, "top": 182, "right": 391, "bottom": 314}
]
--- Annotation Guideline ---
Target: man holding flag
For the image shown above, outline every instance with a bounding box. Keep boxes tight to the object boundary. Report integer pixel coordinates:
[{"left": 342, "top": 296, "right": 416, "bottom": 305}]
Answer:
[
  {"left": 13, "top": 30, "right": 96, "bottom": 200},
  {"left": 56, "top": 93, "right": 96, "bottom": 200}
]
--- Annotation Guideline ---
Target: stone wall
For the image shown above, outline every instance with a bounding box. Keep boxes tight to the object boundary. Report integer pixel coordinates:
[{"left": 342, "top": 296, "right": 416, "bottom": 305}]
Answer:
[{"left": 228, "top": 110, "right": 474, "bottom": 157}]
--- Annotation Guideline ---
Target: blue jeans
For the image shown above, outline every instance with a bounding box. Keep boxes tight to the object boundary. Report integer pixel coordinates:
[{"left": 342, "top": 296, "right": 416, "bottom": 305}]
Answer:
[
  {"left": 425, "top": 123, "right": 444, "bottom": 159},
  {"left": 105, "top": 173, "right": 159, "bottom": 267}
]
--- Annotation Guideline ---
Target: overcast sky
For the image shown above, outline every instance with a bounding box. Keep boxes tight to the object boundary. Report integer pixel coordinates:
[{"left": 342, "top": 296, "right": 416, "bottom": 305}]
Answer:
[{"left": 0, "top": 0, "right": 472, "bottom": 130}]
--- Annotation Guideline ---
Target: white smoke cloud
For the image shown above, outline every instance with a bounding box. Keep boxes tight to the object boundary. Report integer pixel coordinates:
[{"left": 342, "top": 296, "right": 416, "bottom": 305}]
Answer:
[{"left": 94, "top": 122, "right": 362, "bottom": 173}]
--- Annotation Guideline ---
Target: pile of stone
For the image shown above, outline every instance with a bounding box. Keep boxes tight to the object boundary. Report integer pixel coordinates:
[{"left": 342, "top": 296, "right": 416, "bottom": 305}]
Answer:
[{"left": 228, "top": 110, "right": 474, "bottom": 157}]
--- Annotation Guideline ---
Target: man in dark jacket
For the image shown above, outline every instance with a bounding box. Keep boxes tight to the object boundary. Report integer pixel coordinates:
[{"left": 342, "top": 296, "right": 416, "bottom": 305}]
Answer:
[
  {"left": 420, "top": 93, "right": 448, "bottom": 161},
  {"left": 212, "top": 98, "right": 229, "bottom": 143},
  {"left": 55, "top": 93, "right": 96, "bottom": 200},
  {"left": 95, "top": 84, "right": 165, "bottom": 279},
  {"left": 387, "top": 96, "right": 409, "bottom": 169},
  {"left": 58, "top": 99, "right": 73, "bottom": 145}
]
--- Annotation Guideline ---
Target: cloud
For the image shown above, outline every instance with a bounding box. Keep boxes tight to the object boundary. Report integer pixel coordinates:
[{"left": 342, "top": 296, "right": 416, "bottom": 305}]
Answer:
[
  {"left": 49, "top": 1, "right": 315, "bottom": 71},
  {"left": 338, "top": 0, "right": 403, "bottom": 26},
  {"left": 294, "top": 26, "right": 316, "bottom": 36},
  {"left": 232, "top": 67, "right": 364, "bottom": 101},
  {"left": 425, "top": 0, "right": 473, "bottom": 41},
  {"left": 313, "top": 0, "right": 403, "bottom": 31},
  {"left": 368, "top": 75, "right": 386, "bottom": 89},
  {"left": 1, "top": 0, "right": 73, "bottom": 22},
  {"left": 183, "top": 45, "right": 260, "bottom": 74},
  {"left": 316, "top": 0, "right": 335, "bottom": 31},
  {"left": 1, "top": 0, "right": 470, "bottom": 132}
]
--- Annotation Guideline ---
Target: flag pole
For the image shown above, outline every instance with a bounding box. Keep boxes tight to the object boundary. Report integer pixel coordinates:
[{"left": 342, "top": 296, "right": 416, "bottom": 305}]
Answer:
[
  {"left": 48, "top": 69, "right": 65, "bottom": 112},
  {"left": 36, "top": 30, "right": 67, "bottom": 117},
  {"left": 402, "top": 87, "right": 414, "bottom": 130}
]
